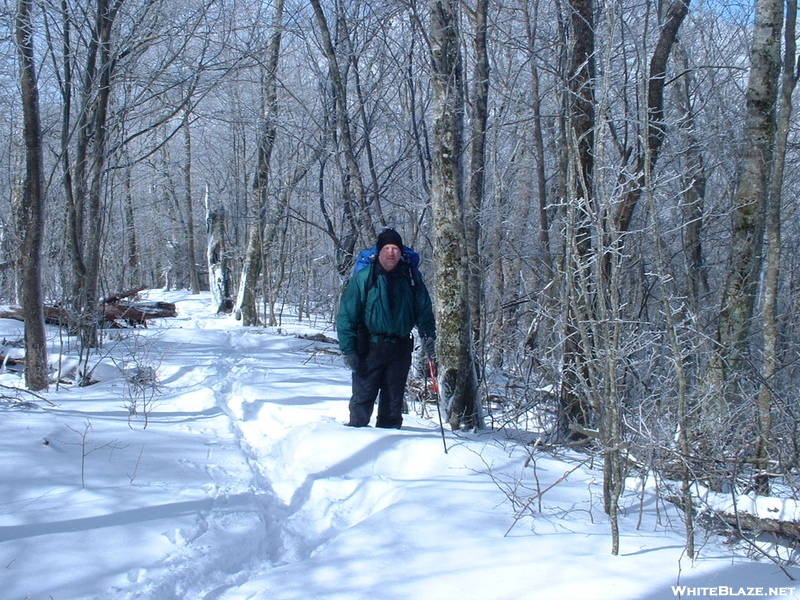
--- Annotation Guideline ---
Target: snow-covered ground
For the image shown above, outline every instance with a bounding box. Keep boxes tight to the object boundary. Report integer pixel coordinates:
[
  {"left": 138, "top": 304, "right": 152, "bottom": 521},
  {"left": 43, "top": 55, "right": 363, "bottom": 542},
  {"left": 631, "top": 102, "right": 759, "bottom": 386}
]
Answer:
[{"left": 0, "top": 291, "right": 798, "bottom": 600}]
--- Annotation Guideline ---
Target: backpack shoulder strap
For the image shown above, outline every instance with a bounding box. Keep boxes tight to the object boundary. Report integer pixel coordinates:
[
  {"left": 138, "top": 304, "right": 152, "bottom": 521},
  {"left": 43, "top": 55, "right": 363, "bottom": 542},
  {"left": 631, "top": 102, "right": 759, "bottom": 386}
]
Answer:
[{"left": 364, "top": 260, "right": 379, "bottom": 293}]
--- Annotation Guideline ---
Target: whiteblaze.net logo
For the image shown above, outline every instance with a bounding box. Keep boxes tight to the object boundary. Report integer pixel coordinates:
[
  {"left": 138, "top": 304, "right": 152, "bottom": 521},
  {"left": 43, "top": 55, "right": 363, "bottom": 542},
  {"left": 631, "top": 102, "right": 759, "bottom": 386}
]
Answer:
[{"left": 671, "top": 587, "right": 797, "bottom": 597}]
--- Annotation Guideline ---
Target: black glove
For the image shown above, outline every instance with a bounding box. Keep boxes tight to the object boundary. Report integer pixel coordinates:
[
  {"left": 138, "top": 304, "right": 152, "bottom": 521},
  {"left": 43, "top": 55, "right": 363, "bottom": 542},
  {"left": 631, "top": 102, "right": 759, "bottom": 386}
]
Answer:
[
  {"left": 421, "top": 337, "right": 436, "bottom": 360},
  {"left": 343, "top": 353, "right": 360, "bottom": 372}
]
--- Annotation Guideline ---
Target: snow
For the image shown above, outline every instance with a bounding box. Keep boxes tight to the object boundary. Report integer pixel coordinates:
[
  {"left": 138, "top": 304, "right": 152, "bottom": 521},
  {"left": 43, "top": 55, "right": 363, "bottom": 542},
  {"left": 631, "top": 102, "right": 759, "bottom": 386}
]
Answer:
[
  {"left": 1, "top": 290, "right": 798, "bottom": 600},
  {"left": 704, "top": 490, "right": 800, "bottom": 524}
]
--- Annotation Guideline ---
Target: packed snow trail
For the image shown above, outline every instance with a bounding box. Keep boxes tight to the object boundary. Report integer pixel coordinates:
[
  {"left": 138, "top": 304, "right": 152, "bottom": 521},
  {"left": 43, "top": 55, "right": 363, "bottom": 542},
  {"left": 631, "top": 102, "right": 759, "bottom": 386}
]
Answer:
[
  {"left": 91, "top": 296, "right": 538, "bottom": 598},
  {"left": 101, "top": 295, "right": 462, "bottom": 598},
  {"left": 116, "top": 327, "right": 293, "bottom": 598}
]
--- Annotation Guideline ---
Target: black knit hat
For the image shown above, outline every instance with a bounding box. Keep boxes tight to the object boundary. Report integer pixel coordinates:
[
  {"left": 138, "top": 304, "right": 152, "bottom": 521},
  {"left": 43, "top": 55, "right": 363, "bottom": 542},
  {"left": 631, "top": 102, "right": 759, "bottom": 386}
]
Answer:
[{"left": 376, "top": 228, "right": 403, "bottom": 252}]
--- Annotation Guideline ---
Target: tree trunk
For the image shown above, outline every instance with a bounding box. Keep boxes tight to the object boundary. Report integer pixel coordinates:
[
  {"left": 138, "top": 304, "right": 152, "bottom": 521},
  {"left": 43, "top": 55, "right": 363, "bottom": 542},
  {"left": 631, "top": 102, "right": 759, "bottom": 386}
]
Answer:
[
  {"left": 673, "top": 42, "right": 709, "bottom": 309},
  {"left": 613, "top": 0, "right": 691, "bottom": 234},
  {"left": 123, "top": 163, "right": 140, "bottom": 288},
  {"left": 430, "top": 0, "right": 483, "bottom": 430},
  {"left": 64, "top": 0, "right": 121, "bottom": 351},
  {"left": 235, "top": 0, "right": 285, "bottom": 325},
  {"left": 310, "top": 0, "right": 367, "bottom": 270},
  {"left": 523, "top": 0, "right": 554, "bottom": 281},
  {"left": 15, "top": 0, "right": 48, "bottom": 391},
  {"left": 717, "top": 0, "right": 783, "bottom": 384},
  {"left": 560, "top": 0, "right": 596, "bottom": 435},
  {"left": 466, "top": 0, "right": 489, "bottom": 361},
  {"left": 348, "top": 18, "right": 385, "bottom": 232},
  {"left": 183, "top": 104, "right": 201, "bottom": 295},
  {"left": 756, "top": 0, "right": 798, "bottom": 495},
  {"left": 207, "top": 199, "right": 233, "bottom": 315}
]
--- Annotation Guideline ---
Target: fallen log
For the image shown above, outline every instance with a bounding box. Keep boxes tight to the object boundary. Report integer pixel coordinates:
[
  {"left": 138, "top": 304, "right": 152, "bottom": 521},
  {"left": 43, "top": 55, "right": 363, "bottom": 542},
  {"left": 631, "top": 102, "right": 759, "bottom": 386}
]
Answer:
[
  {"left": 0, "top": 354, "right": 24, "bottom": 366},
  {"left": 103, "top": 301, "right": 177, "bottom": 327},
  {"left": 44, "top": 305, "right": 76, "bottom": 328},
  {"left": 0, "top": 295, "right": 177, "bottom": 329},
  {"left": 2, "top": 305, "right": 78, "bottom": 328},
  {"left": 0, "top": 307, "right": 22, "bottom": 322},
  {"left": 714, "top": 509, "right": 800, "bottom": 538},
  {"left": 666, "top": 486, "right": 800, "bottom": 541},
  {"left": 103, "top": 285, "right": 148, "bottom": 304}
]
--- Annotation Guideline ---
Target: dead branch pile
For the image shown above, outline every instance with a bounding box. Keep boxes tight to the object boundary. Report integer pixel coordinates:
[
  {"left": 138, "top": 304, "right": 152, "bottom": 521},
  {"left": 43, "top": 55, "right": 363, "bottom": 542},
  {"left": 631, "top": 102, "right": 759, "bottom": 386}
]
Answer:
[{"left": 0, "top": 286, "right": 177, "bottom": 330}]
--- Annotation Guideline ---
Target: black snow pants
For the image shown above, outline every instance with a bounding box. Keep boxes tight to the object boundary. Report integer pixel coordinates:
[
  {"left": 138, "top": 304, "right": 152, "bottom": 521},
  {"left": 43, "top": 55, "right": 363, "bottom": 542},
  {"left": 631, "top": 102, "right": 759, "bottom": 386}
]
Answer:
[{"left": 348, "top": 336, "right": 413, "bottom": 429}]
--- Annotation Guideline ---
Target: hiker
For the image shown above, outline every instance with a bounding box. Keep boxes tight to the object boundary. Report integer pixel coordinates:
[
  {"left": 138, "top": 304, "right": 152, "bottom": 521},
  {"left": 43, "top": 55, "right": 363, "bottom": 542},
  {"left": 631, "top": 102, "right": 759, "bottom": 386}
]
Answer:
[{"left": 337, "top": 228, "right": 436, "bottom": 429}]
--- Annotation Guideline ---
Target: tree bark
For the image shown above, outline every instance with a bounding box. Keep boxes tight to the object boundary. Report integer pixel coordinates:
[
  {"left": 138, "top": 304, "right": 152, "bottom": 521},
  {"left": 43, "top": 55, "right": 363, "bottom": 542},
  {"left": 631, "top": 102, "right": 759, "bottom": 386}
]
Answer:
[
  {"left": 673, "top": 42, "right": 709, "bottom": 309},
  {"left": 310, "top": 0, "right": 366, "bottom": 272},
  {"left": 756, "top": 0, "right": 798, "bottom": 495},
  {"left": 64, "top": 0, "right": 123, "bottom": 350},
  {"left": 123, "top": 163, "right": 140, "bottom": 288},
  {"left": 183, "top": 104, "right": 201, "bottom": 295},
  {"left": 523, "top": 0, "right": 553, "bottom": 280},
  {"left": 15, "top": 0, "right": 48, "bottom": 391},
  {"left": 717, "top": 0, "right": 783, "bottom": 385},
  {"left": 207, "top": 200, "right": 233, "bottom": 315},
  {"left": 465, "top": 0, "right": 489, "bottom": 360},
  {"left": 560, "top": 0, "right": 596, "bottom": 435},
  {"left": 430, "top": 0, "right": 483, "bottom": 430},
  {"left": 613, "top": 0, "right": 691, "bottom": 234},
  {"left": 235, "top": 0, "right": 285, "bottom": 325}
]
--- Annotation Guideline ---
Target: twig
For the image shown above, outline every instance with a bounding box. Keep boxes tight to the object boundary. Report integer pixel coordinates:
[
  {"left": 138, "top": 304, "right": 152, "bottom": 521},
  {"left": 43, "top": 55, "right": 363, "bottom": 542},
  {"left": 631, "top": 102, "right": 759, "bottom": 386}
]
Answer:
[
  {"left": 0, "top": 382, "right": 55, "bottom": 406},
  {"left": 505, "top": 454, "right": 594, "bottom": 536}
]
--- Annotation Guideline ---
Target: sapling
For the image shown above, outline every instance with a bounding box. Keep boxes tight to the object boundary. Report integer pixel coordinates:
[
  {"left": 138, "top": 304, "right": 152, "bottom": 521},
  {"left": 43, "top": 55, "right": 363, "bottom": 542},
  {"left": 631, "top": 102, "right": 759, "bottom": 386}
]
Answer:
[{"left": 64, "top": 419, "right": 126, "bottom": 488}]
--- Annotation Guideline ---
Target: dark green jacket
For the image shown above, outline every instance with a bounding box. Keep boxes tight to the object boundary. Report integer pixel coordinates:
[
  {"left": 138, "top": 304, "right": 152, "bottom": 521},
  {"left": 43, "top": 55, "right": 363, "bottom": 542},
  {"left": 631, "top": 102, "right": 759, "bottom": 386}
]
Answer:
[{"left": 337, "top": 261, "right": 436, "bottom": 355}]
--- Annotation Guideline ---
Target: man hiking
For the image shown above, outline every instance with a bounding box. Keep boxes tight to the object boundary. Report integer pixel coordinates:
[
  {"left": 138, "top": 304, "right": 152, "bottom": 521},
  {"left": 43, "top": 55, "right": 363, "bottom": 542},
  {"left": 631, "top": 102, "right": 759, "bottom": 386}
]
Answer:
[{"left": 337, "top": 228, "right": 436, "bottom": 429}]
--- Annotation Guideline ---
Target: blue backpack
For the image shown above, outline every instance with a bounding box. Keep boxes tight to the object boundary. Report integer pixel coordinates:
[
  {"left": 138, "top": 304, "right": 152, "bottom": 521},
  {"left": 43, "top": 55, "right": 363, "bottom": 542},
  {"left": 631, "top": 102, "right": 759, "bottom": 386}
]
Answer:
[
  {"left": 353, "top": 245, "right": 421, "bottom": 275},
  {"left": 353, "top": 244, "right": 422, "bottom": 292}
]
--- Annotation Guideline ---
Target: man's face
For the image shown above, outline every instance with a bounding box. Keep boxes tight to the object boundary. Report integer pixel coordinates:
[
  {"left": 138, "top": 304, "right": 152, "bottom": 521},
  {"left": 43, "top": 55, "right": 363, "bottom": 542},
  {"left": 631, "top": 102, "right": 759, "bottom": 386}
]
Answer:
[{"left": 378, "top": 244, "right": 402, "bottom": 272}]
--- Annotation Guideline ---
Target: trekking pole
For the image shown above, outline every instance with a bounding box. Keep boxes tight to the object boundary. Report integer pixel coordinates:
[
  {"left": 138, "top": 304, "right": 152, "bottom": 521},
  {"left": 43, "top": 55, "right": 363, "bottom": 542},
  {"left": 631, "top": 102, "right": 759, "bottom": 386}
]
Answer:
[{"left": 428, "top": 357, "right": 447, "bottom": 454}]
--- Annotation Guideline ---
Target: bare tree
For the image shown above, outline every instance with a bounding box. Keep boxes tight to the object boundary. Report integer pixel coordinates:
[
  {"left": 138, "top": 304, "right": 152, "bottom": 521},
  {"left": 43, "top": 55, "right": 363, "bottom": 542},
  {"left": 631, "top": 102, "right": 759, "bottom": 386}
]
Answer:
[
  {"left": 717, "top": 0, "right": 783, "bottom": 385},
  {"left": 64, "top": 0, "right": 123, "bottom": 349},
  {"left": 465, "top": 0, "right": 489, "bottom": 356},
  {"left": 429, "top": 0, "right": 482, "bottom": 430},
  {"left": 755, "top": 0, "right": 799, "bottom": 494},
  {"left": 613, "top": 0, "right": 691, "bottom": 235},
  {"left": 235, "top": 0, "right": 285, "bottom": 325},
  {"left": 207, "top": 194, "right": 233, "bottom": 314},
  {"left": 15, "top": 0, "right": 48, "bottom": 391},
  {"left": 182, "top": 103, "right": 201, "bottom": 295},
  {"left": 121, "top": 161, "right": 140, "bottom": 288},
  {"left": 672, "top": 41, "right": 709, "bottom": 309},
  {"left": 522, "top": 0, "right": 553, "bottom": 279},
  {"left": 310, "top": 0, "right": 367, "bottom": 274},
  {"left": 559, "top": 0, "right": 596, "bottom": 435}
]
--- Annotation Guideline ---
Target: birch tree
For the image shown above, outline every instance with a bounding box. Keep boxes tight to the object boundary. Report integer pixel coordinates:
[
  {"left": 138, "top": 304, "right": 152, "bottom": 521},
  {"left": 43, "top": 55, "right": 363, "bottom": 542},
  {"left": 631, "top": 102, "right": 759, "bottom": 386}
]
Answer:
[
  {"left": 207, "top": 200, "right": 233, "bottom": 314},
  {"left": 717, "top": 0, "right": 783, "bottom": 384}
]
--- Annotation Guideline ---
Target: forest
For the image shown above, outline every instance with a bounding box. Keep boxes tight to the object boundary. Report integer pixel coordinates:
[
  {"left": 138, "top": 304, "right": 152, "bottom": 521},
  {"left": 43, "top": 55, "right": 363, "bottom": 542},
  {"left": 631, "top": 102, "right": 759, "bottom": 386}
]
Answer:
[{"left": 1, "top": 0, "right": 799, "bottom": 560}]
